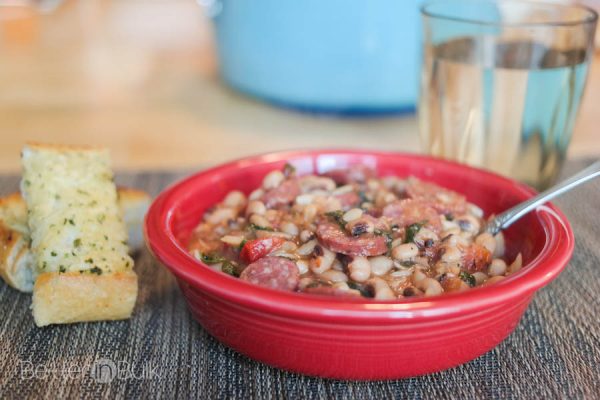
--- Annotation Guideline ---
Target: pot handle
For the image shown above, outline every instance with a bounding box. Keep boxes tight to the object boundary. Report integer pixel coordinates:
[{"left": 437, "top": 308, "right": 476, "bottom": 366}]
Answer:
[{"left": 197, "top": 0, "right": 223, "bottom": 19}]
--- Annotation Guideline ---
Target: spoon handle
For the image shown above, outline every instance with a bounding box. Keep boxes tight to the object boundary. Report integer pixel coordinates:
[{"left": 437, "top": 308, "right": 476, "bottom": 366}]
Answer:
[{"left": 486, "top": 160, "right": 600, "bottom": 235}]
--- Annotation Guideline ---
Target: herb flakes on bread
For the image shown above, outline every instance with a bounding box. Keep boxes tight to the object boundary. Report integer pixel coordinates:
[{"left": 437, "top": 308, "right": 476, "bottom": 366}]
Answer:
[
  {"left": 0, "top": 189, "right": 150, "bottom": 293},
  {"left": 20, "top": 143, "right": 138, "bottom": 326}
]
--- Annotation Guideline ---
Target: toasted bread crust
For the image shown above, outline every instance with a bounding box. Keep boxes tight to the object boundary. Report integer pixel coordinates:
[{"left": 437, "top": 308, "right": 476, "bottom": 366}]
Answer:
[
  {"left": 32, "top": 271, "right": 138, "bottom": 326},
  {"left": 0, "top": 189, "right": 150, "bottom": 293},
  {"left": 24, "top": 142, "right": 106, "bottom": 153}
]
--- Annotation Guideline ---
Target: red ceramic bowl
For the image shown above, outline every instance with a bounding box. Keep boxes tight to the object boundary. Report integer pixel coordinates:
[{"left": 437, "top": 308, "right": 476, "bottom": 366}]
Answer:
[{"left": 144, "top": 150, "right": 574, "bottom": 380}]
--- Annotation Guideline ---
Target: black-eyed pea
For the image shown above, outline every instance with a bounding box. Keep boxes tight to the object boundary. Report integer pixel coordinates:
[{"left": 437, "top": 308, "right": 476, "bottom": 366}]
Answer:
[
  {"left": 417, "top": 278, "right": 444, "bottom": 296},
  {"left": 411, "top": 268, "right": 428, "bottom": 284},
  {"left": 223, "top": 190, "right": 247, "bottom": 208},
  {"left": 249, "top": 214, "right": 271, "bottom": 228},
  {"left": 367, "top": 277, "right": 395, "bottom": 300},
  {"left": 441, "top": 246, "right": 462, "bottom": 263},
  {"left": 392, "top": 243, "right": 419, "bottom": 262},
  {"left": 310, "top": 245, "right": 336, "bottom": 274},
  {"left": 320, "top": 270, "right": 349, "bottom": 283},
  {"left": 298, "top": 277, "right": 315, "bottom": 290},
  {"left": 296, "top": 260, "right": 309, "bottom": 275},
  {"left": 485, "top": 275, "right": 505, "bottom": 285},
  {"left": 475, "top": 232, "right": 496, "bottom": 254},
  {"left": 246, "top": 200, "right": 266, "bottom": 216},
  {"left": 343, "top": 208, "right": 363, "bottom": 222},
  {"left": 349, "top": 256, "right": 371, "bottom": 282},
  {"left": 206, "top": 208, "right": 237, "bottom": 225},
  {"left": 297, "top": 239, "right": 317, "bottom": 256},
  {"left": 369, "top": 256, "right": 394, "bottom": 276},
  {"left": 248, "top": 188, "right": 264, "bottom": 201},
  {"left": 456, "top": 215, "right": 481, "bottom": 235},
  {"left": 472, "top": 272, "right": 488, "bottom": 285},
  {"left": 281, "top": 221, "right": 299, "bottom": 236},
  {"left": 508, "top": 253, "right": 523, "bottom": 274},
  {"left": 488, "top": 258, "right": 507, "bottom": 276},
  {"left": 299, "top": 229, "right": 316, "bottom": 243},
  {"left": 262, "top": 170, "right": 285, "bottom": 189}
]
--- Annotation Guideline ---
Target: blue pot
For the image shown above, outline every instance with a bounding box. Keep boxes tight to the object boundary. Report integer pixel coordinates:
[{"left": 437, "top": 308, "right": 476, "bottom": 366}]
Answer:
[{"left": 205, "top": 0, "right": 423, "bottom": 114}]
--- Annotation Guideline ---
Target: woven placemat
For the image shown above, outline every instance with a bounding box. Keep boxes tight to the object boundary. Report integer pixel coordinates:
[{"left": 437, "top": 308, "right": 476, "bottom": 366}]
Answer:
[{"left": 0, "top": 160, "right": 598, "bottom": 400}]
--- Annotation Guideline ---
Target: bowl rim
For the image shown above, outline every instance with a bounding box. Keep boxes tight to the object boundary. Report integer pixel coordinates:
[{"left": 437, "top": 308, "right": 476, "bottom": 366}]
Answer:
[{"left": 144, "top": 149, "right": 574, "bottom": 323}]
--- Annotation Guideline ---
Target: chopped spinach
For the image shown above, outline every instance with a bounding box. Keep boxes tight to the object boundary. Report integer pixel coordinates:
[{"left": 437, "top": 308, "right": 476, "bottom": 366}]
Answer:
[
  {"left": 404, "top": 221, "right": 426, "bottom": 243},
  {"left": 459, "top": 271, "right": 476, "bottom": 287},
  {"left": 347, "top": 282, "right": 374, "bottom": 298},
  {"left": 325, "top": 210, "right": 346, "bottom": 230},
  {"left": 221, "top": 262, "right": 239, "bottom": 277},
  {"left": 248, "top": 223, "right": 274, "bottom": 232}
]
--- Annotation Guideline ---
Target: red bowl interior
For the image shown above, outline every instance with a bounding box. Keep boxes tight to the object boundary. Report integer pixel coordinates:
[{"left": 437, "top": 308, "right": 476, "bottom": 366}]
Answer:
[{"left": 144, "top": 150, "right": 574, "bottom": 378}]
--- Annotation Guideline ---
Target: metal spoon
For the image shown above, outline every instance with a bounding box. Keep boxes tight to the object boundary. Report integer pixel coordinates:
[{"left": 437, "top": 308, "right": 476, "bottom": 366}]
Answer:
[{"left": 485, "top": 161, "right": 600, "bottom": 235}]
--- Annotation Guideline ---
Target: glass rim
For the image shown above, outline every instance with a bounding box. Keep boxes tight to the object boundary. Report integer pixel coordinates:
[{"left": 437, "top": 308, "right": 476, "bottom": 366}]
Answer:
[{"left": 421, "top": 0, "right": 599, "bottom": 28}]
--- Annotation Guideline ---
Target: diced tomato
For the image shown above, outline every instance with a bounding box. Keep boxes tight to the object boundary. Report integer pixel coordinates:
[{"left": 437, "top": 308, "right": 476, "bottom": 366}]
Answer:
[
  {"left": 461, "top": 244, "right": 492, "bottom": 272},
  {"left": 240, "top": 237, "right": 286, "bottom": 263}
]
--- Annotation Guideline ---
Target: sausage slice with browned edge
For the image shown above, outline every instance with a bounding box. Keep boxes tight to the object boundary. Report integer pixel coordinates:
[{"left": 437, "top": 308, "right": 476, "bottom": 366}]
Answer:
[
  {"left": 240, "top": 256, "right": 299, "bottom": 291},
  {"left": 262, "top": 180, "right": 301, "bottom": 209},
  {"left": 316, "top": 222, "right": 388, "bottom": 257}
]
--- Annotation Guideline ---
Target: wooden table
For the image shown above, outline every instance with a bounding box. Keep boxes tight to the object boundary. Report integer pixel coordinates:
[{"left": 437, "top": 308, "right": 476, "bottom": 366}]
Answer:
[{"left": 0, "top": 0, "right": 598, "bottom": 173}]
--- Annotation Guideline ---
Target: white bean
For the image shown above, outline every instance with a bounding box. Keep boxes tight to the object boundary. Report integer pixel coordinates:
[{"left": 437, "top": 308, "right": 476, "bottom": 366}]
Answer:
[
  {"left": 343, "top": 208, "right": 363, "bottom": 222},
  {"left": 368, "top": 277, "right": 395, "bottom": 300},
  {"left": 369, "top": 256, "right": 394, "bottom": 276},
  {"left": 320, "top": 270, "right": 349, "bottom": 283},
  {"left": 206, "top": 208, "right": 236, "bottom": 225},
  {"left": 392, "top": 243, "right": 419, "bottom": 262},
  {"left": 246, "top": 200, "right": 266, "bottom": 216},
  {"left": 508, "top": 253, "right": 523, "bottom": 274},
  {"left": 475, "top": 232, "right": 496, "bottom": 254},
  {"left": 223, "top": 190, "right": 246, "bottom": 208},
  {"left": 349, "top": 256, "right": 371, "bottom": 282},
  {"left": 263, "top": 170, "right": 285, "bottom": 189},
  {"left": 488, "top": 258, "right": 507, "bottom": 276}
]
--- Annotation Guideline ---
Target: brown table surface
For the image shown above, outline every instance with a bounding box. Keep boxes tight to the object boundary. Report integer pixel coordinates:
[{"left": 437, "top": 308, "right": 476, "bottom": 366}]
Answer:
[{"left": 0, "top": 0, "right": 599, "bottom": 173}]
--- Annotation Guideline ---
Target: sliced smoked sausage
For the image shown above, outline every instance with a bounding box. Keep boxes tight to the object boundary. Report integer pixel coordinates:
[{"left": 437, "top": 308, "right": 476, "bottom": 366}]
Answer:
[{"left": 240, "top": 256, "right": 299, "bottom": 291}]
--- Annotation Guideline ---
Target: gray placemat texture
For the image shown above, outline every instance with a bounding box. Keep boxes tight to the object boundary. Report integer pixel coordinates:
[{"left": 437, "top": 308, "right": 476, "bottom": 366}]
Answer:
[{"left": 0, "top": 160, "right": 598, "bottom": 400}]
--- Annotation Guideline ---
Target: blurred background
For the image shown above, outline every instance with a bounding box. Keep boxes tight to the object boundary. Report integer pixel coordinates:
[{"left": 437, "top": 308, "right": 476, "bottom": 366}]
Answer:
[{"left": 0, "top": 0, "right": 598, "bottom": 173}]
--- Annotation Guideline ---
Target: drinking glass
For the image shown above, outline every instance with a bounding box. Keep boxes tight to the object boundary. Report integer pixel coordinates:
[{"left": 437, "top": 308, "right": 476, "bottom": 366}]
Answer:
[{"left": 419, "top": 0, "right": 597, "bottom": 190}]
